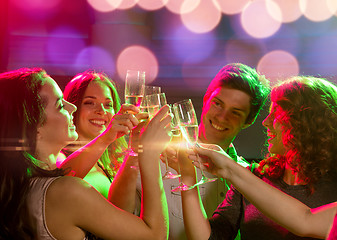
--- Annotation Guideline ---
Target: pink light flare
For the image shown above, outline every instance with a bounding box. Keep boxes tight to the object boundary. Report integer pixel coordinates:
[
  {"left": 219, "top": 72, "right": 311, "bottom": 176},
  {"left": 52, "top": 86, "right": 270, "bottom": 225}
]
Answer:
[
  {"left": 180, "top": 0, "right": 221, "bottom": 34},
  {"left": 116, "top": 45, "right": 158, "bottom": 84},
  {"left": 87, "top": 0, "right": 123, "bottom": 12},
  {"left": 213, "top": 0, "right": 250, "bottom": 15},
  {"left": 137, "top": 0, "right": 168, "bottom": 11},
  {"left": 257, "top": 50, "right": 299, "bottom": 86},
  {"left": 165, "top": 0, "right": 200, "bottom": 14},
  {"left": 240, "top": 0, "right": 282, "bottom": 39},
  {"left": 299, "top": 0, "right": 337, "bottom": 22},
  {"left": 266, "top": 0, "right": 302, "bottom": 23}
]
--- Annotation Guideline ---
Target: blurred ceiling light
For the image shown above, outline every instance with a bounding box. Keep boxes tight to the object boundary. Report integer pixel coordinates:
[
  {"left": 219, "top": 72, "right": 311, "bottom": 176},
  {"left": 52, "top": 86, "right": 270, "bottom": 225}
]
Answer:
[
  {"left": 137, "top": 0, "right": 168, "bottom": 11},
  {"left": 266, "top": 0, "right": 302, "bottom": 23},
  {"left": 165, "top": 0, "right": 200, "bottom": 14},
  {"left": 213, "top": 0, "right": 250, "bottom": 15},
  {"left": 299, "top": 0, "right": 337, "bottom": 22},
  {"left": 117, "top": 0, "right": 139, "bottom": 10},
  {"left": 180, "top": 0, "right": 221, "bottom": 34},
  {"left": 87, "top": 0, "right": 122, "bottom": 12},
  {"left": 257, "top": 50, "right": 299, "bottom": 85},
  {"left": 241, "top": 0, "right": 282, "bottom": 39},
  {"left": 117, "top": 45, "right": 158, "bottom": 83}
]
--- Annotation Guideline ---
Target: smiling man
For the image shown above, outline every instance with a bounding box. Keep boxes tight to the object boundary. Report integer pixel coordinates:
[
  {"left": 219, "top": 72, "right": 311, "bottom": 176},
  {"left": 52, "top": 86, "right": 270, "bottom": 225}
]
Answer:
[{"left": 163, "top": 63, "right": 270, "bottom": 240}]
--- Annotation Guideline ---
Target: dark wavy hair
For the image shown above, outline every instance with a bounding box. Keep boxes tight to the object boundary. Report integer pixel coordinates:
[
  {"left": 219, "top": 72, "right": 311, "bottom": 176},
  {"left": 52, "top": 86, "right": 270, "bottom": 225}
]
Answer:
[
  {"left": 63, "top": 71, "right": 126, "bottom": 179},
  {"left": 203, "top": 63, "right": 270, "bottom": 125},
  {"left": 258, "top": 76, "right": 337, "bottom": 187},
  {"left": 0, "top": 68, "right": 65, "bottom": 239}
]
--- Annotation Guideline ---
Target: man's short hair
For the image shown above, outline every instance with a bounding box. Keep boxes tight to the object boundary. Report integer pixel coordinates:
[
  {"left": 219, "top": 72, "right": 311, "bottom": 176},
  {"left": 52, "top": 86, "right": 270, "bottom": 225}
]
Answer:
[{"left": 203, "top": 63, "right": 270, "bottom": 124}]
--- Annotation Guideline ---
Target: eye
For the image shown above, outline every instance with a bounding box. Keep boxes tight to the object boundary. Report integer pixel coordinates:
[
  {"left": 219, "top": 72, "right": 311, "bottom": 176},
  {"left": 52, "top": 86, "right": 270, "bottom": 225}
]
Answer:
[
  {"left": 232, "top": 111, "right": 241, "bottom": 116},
  {"left": 105, "top": 102, "right": 113, "bottom": 109},
  {"left": 211, "top": 100, "right": 222, "bottom": 108},
  {"left": 83, "top": 100, "right": 94, "bottom": 105}
]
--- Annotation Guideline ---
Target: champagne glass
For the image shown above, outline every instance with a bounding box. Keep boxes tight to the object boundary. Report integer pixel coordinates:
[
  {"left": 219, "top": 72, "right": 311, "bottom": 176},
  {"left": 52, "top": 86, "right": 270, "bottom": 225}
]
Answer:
[
  {"left": 124, "top": 70, "right": 145, "bottom": 156},
  {"left": 145, "top": 85, "right": 161, "bottom": 95},
  {"left": 173, "top": 99, "right": 217, "bottom": 189},
  {"left": 140, "top": 86, "right": 161, "bottom": 113},
  {"left": 162, "top": 105, "right": 181, "bottom": 180},
  {"left": 145, "top": 93, "right": 166, "bottom": 119}
]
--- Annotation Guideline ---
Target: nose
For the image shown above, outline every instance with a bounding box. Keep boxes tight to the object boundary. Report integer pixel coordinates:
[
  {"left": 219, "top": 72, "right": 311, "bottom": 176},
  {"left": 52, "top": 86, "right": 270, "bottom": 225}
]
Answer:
[
  {"left": 64, "top": 100, "right": 77, "bottom": 115},
  {"left": 95, "top": 103, "right": 107, "bottom": 114},
  {"left": 217, "top": 109, "right": 229, "bottom": 121},
  {"left": 262, "top": 114, "right": 271, "bottom": 128}
]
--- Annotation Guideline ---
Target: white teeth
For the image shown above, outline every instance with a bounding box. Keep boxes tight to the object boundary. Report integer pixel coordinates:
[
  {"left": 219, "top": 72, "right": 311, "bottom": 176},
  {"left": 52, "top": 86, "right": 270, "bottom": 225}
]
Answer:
[
  {"left": 90, "top": 120, "right": 106, "bottom": 125},
  {"left": 211, "top": 122, "right": 225, "bottom": 131}
]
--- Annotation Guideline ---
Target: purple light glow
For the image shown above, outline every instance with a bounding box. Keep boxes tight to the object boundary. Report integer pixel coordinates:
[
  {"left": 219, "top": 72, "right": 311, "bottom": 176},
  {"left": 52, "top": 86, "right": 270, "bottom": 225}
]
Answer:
[
  {"left": 46, "top": 27, "right": 86, "bottom": 73},
  {"left": 169, "top": 26, "right": 216, "bottom": 64},
  {"left": 74, "top": 46, "right": 116, "bottom": 76}
]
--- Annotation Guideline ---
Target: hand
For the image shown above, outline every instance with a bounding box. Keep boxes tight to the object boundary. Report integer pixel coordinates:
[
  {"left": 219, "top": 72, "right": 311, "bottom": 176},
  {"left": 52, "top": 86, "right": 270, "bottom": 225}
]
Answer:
[
  {"left": 160, "top": 146, "right": 179, "bottom": 172},
  {"left": 101, "top": 104, "right": 140, "bottom": 143},
  {"left": 130, "top": 112, "right": 149, "bottom": 153},
  {"left": 140, "top": 105, "right": 172, "bottom": 157},
  {"left": 187, "top": 143, "right": 233, "bottom": 178}
]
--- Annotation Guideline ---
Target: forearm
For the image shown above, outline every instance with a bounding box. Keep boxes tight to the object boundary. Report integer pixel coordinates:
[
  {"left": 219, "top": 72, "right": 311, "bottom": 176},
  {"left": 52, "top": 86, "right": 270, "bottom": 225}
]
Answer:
[
  {"left": 225, "top": 160, "right": 336, "bottom": 238},
  {"left": 181, "top": 167, "right": 211, "bottom": 240},
  {"left": 139, "top": 151, "right": 168, "bottom": 240},
  {"left": 60, "top": 136, "right": 109, "bottom": 178},
  {"left": 108, "top": 155, "right": 139, "bottom": 213}
]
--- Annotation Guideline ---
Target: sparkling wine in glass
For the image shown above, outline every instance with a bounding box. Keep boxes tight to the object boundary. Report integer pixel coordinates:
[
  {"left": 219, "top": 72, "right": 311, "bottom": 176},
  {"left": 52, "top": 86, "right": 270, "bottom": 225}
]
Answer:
[
  {"left": 173, "top": 99, "right": 217, "bottom": 190},
  {"left": 140, "top": 86, "right": 161, "bottom": 114},
  {"left": 125, "top": 70, "right": 145, "bottom": 107},
  {"left": 124, "top": 70, "right": 145, "bottom": 156},
  {"left": 145, "top": 93, "right": 166, "bottom": 119}
]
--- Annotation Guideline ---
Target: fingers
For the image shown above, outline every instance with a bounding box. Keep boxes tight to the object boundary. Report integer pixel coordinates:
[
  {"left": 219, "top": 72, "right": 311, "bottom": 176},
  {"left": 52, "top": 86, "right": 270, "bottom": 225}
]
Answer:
[
  {"left": 112, "top": 112, "right": 139, "bottom": 130},
  {"left": 135, "top": 112, "right": 149, "bottom": 121},
  {"left": 150, "top": 105, "right": 172, "bottom": 126},
  {"left": 119, "top": 103, "right": 139, "bottom": 114}
]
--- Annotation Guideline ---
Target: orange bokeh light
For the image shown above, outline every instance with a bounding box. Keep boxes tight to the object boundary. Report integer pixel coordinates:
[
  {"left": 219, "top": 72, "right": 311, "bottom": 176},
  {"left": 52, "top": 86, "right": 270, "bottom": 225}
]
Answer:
[{"left": 117, "top": 45, "right": 158, "bottom": 84}]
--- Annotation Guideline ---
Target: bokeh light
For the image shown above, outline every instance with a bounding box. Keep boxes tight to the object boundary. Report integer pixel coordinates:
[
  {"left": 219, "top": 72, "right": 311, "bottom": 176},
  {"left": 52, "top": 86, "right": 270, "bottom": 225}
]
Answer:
[
  {"left": 117, "top": 0, "right": 138, "bottom": 9},
  {"left": 180, "top": 0, "right": 222, "bottom": 34},
  {"left": 241, "top": 0, "right": 282, "bottom": 39},
  {"left": 257, "top": 50, "right": 299, "bottom": 85},
  {"left": 87, "top": 0, "right": 122, "bottom": 12},
  {"left": 165, "top": 0, "right": 200, "bottom": 14},
  {"left": 117, "top": 45, "right": 158, "bottom": 83},
  {"left": 137, "top": 0, "right": 168, "bottom": 11},
  {"left": 74, "top": 46, "right": 116, "bottom": 75},
  {"left": 213, "top": 0, "right": 250, "bottom": 15},
  {"left": 266, "top": 0, "right": 302, "bottom": 23},
  {"left": 299, "top": 0, "right": 337, "bottom": 22}
]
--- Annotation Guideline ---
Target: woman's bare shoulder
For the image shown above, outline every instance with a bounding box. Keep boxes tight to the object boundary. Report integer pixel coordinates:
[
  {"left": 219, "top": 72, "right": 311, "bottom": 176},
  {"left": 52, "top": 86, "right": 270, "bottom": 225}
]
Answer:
[{"left": 47, "top": 176, "right": 100, "bottom": 205}]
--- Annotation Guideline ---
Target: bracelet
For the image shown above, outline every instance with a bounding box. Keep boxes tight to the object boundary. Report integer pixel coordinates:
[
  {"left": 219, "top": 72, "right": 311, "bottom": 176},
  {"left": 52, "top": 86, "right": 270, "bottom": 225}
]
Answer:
[{"left": 138, "top": 144, "right": 143, "bottom": 153}]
